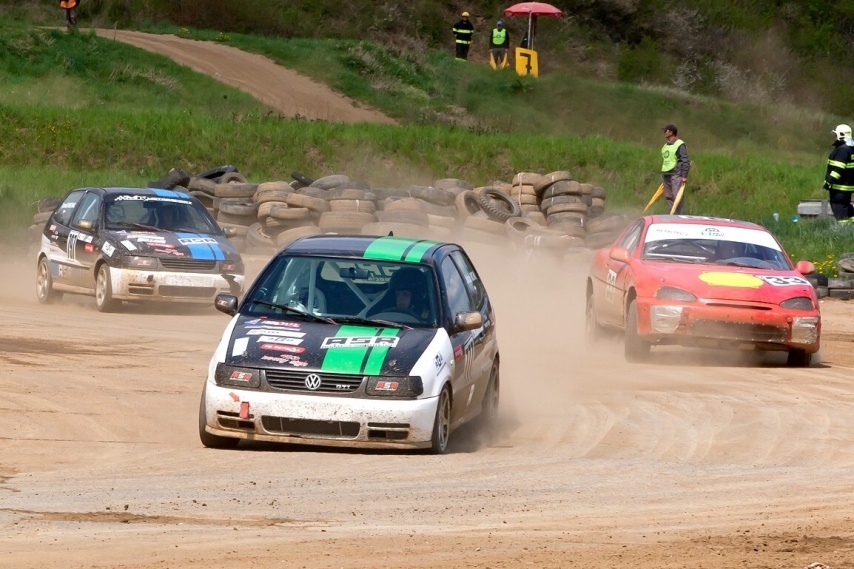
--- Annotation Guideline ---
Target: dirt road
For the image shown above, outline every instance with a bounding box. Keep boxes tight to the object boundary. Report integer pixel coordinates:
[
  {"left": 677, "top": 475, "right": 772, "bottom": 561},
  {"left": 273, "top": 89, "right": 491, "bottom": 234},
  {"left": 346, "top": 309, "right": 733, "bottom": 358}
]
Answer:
[
  {"left": 1, "top": 243, "right": 853, "bottom": 569},
  {"left": 92, "top": 29, "right": 396, "bottom": 125}
]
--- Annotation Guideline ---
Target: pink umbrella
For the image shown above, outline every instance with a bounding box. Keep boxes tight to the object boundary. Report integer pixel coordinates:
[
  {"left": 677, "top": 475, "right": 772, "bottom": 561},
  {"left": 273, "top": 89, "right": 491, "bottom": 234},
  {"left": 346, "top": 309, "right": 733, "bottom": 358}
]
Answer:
[{"left": 503, "top": 2, "right": 563, "bottom": 51}]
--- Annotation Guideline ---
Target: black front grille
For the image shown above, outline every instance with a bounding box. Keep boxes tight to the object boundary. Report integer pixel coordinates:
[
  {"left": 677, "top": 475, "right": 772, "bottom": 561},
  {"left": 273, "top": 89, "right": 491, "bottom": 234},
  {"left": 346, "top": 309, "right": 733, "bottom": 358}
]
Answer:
[
  {"left": 692, "top": 320, "right": 787, "bottom": 343},
  {"left": 158, "top": 285, "right": 217, "bottom": 298},
  {"left": 265, "top": 370, "right": 364, "bottom": 393},
  {"left": 261, "top": 416, "right": 360, "bottom": 437},
  {"left": 160, "top": 258, "right": 218, "bottom": 272}
]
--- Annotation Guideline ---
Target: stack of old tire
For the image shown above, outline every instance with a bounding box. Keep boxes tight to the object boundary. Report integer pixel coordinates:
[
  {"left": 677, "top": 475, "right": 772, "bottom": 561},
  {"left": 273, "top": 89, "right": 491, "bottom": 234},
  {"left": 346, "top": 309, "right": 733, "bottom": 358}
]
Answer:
[{"left": 826, "top": 254, "right": 854, "bottom": 300}]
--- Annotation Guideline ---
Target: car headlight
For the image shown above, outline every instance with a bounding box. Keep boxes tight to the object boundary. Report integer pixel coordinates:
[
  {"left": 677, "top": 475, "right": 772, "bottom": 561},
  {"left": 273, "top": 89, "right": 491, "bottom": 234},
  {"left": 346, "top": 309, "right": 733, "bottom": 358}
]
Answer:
[
  {"left": 122, "top": 255, "right": 158, "bottom": 269},
  {"left": 365, "top": 376, "right": 424, "bottom": 398},
  {"left": 215, "top": 363, "right": 262, "bottom": 389},
  {"left": 655, "top": 286, "right": 697, "bottom": 302},
  {"left": 221, "top": 260, "right": 243, "bottom": 273},
  {"left": 780, "top": 297, "right": 815, "bottom": 311}
]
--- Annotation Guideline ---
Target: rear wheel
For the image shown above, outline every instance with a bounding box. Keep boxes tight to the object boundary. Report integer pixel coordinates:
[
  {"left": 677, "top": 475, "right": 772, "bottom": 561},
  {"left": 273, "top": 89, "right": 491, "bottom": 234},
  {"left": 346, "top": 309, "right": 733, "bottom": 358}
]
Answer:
[
  {"left": 95, "top": 264, "right": 118, "bottom": 313},
  {"left": 36, "top": 257, "right": 62, "bottom": 304},
  {"left": 429, "top": 387, "right": 452, "bottom": 454},
  {"left": 624, "top": 300, "right": 650, "bottom": 362},
  {"left": 198, "top": 385, "right": 240, "bottom": 449},
  {"left": 786, "top": 349, "right": 812, "bottom": 367},
  {"left": 585, "top": 292, "right": 603, "bottom": 344}
]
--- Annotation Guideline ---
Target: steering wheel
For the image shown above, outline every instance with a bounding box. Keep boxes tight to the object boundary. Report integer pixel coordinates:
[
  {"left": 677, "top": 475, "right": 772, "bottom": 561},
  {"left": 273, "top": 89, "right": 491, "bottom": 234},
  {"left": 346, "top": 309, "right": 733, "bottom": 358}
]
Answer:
[{"left": 370, "top": 309, "right": 422, "bottom": 324}]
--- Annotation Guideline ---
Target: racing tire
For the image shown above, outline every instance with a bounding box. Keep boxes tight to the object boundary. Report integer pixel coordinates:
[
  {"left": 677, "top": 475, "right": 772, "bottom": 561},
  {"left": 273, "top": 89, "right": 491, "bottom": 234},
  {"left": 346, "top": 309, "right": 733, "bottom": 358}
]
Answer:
[
  {"left": 624, "top": 300, "right": 650, "bottom": 362},
  {"left": 429, "top": 386, "right": 452, "bottom": 455},
  {"left": 786, "top": 349, "right": 812, "bottom": 367},
  {"left": 481, "top": 363, "right": 500, "bottom": 426},
  {"left": 477, "top": 188, "right": 521, "bottom": 222},
  {"left": 585, "top": 292, "right": 603, "bottom": 344},
  {"left": 95, "top": 264, "right": 119, "bottom": 313},
  {"left": 36, "top": 257, "right": 62, "bottom": 304},
  {"left": 198, "top": 386, "right": 240, "bottom": 449},
  {"left": 197, "top": 165, "right": 237, "bottom": 180}
]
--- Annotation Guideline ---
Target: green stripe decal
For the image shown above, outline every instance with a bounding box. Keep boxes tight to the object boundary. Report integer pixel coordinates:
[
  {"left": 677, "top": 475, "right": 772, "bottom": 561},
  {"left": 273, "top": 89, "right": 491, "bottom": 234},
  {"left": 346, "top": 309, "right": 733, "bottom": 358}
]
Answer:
[
  {"left": 363, "top": 328, "right": 400, "bottom": 375},
  {"left": 363, "top": 237, "right": 415, "bottom": 261},
  {"left": 404, "top": 241, "right": 435, "bottom": 262},
  {"left": 321, "top": 325, "right": 378, "bottom": 374}
]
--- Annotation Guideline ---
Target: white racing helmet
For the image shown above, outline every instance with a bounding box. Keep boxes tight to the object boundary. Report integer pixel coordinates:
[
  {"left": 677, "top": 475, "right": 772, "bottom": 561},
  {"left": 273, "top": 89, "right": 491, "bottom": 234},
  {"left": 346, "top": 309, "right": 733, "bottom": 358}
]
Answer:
[{"left": 832, "top": 124, "right": 852, "bottom": 140}]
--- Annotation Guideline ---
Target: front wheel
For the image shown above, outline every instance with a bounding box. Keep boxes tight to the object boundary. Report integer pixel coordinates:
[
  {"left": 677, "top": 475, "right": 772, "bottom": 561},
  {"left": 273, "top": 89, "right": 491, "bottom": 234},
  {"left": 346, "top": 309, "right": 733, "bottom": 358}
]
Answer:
[
  {"left": 36, "top": 257, "right": 62, "bottom": 304},
  {"left": 624, "top": 300, "right": 650, "bottom": 362},
  {"left": 95, "top": 264, "right": 118, "bottom": 313},
  {"left": 786, "top": 349, "right": 812, "bottom": 367},
  {"left": 481, "top": 363, "right": 500, "bottom": 426},
  {"left": 429, "top": 387, "right": 452, "bottom": 454}
]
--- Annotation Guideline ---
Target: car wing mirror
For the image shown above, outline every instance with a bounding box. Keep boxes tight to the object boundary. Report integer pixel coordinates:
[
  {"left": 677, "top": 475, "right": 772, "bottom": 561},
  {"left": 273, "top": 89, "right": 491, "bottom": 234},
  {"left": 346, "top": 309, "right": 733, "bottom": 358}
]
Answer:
[
  {"left": 453, "top": 311, "right": 482, "bottom": 333},
  {"left": 609, "top": 247, "right": 630, "bottom": 263},
  {"left": 221, "top": 226, "right": 238, "bottom": 238},
  {"left": 795, "top": 260, "right": 816, "bottom": 275},
  {"left": 215, "top": 293, "right": 239, "bottom": 316},
  {"left": 76, "top": 219, "right": 94, "bottom": 231}
]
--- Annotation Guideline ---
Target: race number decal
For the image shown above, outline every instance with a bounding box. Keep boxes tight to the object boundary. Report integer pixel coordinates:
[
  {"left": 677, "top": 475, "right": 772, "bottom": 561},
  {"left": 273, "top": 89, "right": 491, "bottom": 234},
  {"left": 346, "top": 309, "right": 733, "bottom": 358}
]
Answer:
[
  {"left": 605, "top": 268, "right": 618, "bottom": 303},
  {"left": 758, "top": 275, "right": 810, "bottom": 286}
]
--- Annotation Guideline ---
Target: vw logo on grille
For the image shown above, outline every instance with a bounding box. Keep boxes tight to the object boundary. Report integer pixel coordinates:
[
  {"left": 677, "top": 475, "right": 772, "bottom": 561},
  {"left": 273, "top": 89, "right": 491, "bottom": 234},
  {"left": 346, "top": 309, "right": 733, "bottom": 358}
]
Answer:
[{"left": 304, "top": 373, "right": 322, "bottom": 390}]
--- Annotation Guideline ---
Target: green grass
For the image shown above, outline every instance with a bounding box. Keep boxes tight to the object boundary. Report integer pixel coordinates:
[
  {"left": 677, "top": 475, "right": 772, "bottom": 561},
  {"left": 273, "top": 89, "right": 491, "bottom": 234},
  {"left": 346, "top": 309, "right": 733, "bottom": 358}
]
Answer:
[{"left": 1, "top": 17, "right": 852, "bottom": 275}]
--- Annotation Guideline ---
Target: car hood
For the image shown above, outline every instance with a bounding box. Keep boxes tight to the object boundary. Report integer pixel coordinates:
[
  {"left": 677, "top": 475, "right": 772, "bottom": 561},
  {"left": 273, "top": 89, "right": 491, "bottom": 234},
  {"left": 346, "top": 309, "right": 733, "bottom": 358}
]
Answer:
[
  {"left": 105, "top": 230, "right": 239, "bottom": 261},
  {"left": 640, "top": 261, "right": 816, "bottom": 303},
  {"left": 224, "top": 315, "right": 440, "bottom": 375}
]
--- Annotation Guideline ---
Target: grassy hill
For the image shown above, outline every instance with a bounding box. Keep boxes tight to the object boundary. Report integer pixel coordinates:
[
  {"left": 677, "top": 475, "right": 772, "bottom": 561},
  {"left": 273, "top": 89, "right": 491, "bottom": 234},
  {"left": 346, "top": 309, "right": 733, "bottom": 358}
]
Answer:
[{"left": 0, "top": 11, "right": 852, "bottom": 270}]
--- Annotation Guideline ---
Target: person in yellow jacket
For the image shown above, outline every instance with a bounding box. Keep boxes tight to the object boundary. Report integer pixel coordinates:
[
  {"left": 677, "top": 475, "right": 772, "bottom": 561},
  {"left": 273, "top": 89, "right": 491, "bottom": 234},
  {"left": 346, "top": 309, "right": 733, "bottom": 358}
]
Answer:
[
  {"left": 660, "top": 124, "right": 690, "bottom": 214},
  {"left": 489, "top": 20, "right": 510, "bottom": 69},
  {"left": 452, "top": 12, "right": 474, "bottom": 61},
  {"left": 60, "top": 0, "right": 79, "bottom": 29}
]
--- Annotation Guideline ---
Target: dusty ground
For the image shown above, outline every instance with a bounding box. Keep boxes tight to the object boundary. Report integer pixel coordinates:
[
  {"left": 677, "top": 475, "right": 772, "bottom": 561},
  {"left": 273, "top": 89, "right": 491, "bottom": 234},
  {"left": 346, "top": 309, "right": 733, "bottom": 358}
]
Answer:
[
  {"left": 1, "top": 243, "right": 853, "bottom": 569},
  {"left": 3, "top": 32, "right": 853, "bottom": 569}
]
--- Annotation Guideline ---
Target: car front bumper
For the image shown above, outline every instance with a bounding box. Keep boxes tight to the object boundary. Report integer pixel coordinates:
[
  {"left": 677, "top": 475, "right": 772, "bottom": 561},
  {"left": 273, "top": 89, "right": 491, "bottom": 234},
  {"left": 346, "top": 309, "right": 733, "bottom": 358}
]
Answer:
[
  {"left": 109, "top": 266, "right": 244, "bottom": 303},
  {"left": 201, "top": 380, "right": 439, "bottom": 449},
  {"left": 637, "top": 298, "right": 821, "bottom": 353}
]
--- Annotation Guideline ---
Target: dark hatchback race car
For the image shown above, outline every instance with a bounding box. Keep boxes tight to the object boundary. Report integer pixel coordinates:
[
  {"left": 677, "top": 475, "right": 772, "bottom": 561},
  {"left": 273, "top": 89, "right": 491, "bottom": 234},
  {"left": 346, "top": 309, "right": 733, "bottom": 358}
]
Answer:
[
  {"left": 586, "top": 215, "right": 821, "bottom": 366},
  {"left": 199, "top": 234, "right": 500, "bottom": 454},
  {"left": 36, "top": 187, "right": 244, "bottom": 312}
]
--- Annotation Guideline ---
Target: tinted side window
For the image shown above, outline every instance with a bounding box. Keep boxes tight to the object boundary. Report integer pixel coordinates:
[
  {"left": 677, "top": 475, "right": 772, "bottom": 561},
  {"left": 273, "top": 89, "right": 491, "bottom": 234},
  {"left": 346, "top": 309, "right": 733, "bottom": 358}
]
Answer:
[
  {"left": 53, "top": 190, "right": 86, "bottom": 227},
  {"left": 618, "top": 220, "right": 644, "bottom": 252},
  {"left": 450, "top": 250, "right": 486, "bottom": 309},
  {"left": 441, "top": 257, "right": 473, "bottom": 317},
  {"left": 70, "top": 192, "right": 101, "bottom": 229}
]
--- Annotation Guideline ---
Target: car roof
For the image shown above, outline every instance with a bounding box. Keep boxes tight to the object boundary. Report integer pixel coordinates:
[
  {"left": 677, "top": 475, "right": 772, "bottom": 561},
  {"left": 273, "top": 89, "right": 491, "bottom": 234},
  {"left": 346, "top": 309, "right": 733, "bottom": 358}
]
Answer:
[
  {"left": 69, "top": 187, "right": 192, "bottom": 198},
  {"left": 281, "top": 234, "right": 451, "bottom": 265},
  {"left": 646, "top": 214, "right": 764, "bottom": 231}
]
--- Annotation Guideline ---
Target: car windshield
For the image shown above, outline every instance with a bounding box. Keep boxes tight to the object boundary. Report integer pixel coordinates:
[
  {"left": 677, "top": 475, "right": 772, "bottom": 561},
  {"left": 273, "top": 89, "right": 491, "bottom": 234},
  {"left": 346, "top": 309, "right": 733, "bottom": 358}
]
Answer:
[
  {"left": 104, "top": 194, "right": 219, "bottom": 234},
  {"left": 641, "top": 223, "right": 791, "bottom": 270},
  {"left": 243, "top": 256, "right": 440, "bottom": 328}
]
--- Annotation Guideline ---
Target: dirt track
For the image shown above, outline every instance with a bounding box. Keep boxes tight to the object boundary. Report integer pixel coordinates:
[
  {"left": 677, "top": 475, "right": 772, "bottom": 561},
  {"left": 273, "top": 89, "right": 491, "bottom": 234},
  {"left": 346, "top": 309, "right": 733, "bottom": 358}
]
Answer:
[
  {"left": 3, "top": 32, "right": 853, "bottom": 569},
  {"left": 92, "top": 29, "right": 396, "bottom": 124},
  {"left": 1, "top": 242, "right": 854, "bottom": 569}
]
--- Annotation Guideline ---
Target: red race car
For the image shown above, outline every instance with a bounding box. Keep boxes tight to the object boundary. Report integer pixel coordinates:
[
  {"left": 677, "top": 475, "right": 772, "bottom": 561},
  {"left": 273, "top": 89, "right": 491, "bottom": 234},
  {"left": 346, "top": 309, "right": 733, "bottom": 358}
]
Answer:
[{"left": 586, "top": 215, "right": 821, "bottom": 366}]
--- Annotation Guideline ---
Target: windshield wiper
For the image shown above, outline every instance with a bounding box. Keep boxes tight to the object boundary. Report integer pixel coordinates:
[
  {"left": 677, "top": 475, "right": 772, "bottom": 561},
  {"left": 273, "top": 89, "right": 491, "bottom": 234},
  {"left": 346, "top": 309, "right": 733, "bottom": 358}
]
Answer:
[
  {"left": 333, "top": 316, "right": 413, "bottom": 330},
  {"left": 250, "top": 299, "right": 336, "bottom": 324},
  {"left": 108, "top": 221, "right": 161, "bottom": 231}
]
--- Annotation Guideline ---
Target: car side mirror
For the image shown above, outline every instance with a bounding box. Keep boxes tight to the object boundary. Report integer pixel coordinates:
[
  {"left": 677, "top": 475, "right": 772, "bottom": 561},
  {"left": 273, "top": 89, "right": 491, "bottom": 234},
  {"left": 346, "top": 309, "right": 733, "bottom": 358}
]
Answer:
[
  {"left": 453, "top": 311, "right": 482, "bottom": 333},
  {"left": 221, "top": 226, "right": 238, "bottom": 238},
  {"left": 795, "top": 260, "right": 816, "bottom": 275},
  {"left": 215, "top": 293, "right": 239, "bottom": 316},
  {"left": 76, "top": 219, "right": 94, "bottom": 231},
  {"left": 609, "top": 247, "right": 630, "bottom": 263}
]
